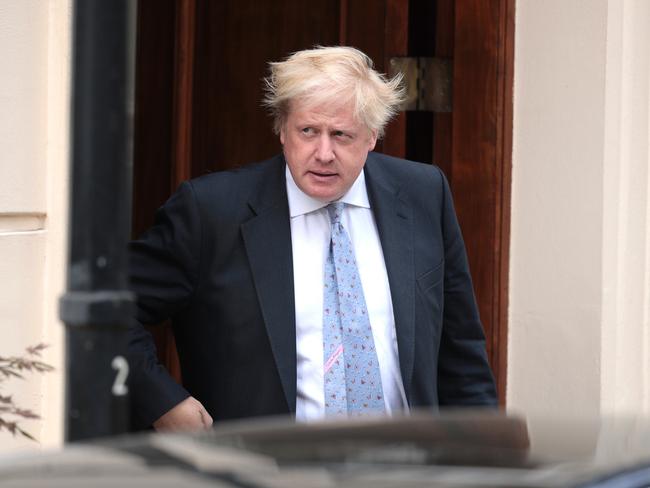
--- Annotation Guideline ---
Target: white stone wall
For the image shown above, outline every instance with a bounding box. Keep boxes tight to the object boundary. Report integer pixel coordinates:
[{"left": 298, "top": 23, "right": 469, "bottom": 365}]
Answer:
[
  {"left": 509, "top": 0, "right": 650, "bottom": 417},
  {"left": 0, "top": 0, "right": 71, "bottom": 451}
]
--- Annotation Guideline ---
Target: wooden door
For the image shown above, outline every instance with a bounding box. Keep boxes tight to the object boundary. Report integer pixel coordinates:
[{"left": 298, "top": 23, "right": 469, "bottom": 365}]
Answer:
[{"left": 133, "top": 0, "right": 513, "bottom": 405}]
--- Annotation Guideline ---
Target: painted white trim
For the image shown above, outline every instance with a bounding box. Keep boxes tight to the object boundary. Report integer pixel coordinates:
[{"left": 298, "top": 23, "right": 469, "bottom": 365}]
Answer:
[{"left": 600, "top": 0, "right": 650, "bottom": 415}]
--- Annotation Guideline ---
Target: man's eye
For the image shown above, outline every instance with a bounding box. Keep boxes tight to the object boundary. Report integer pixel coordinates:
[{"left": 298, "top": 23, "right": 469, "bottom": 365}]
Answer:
[
  {"left": 301, "top": 127, "right": 314, "bottom": 135},
  {"left": 333, "top": 131, "right": 345, "bottom": 137}
]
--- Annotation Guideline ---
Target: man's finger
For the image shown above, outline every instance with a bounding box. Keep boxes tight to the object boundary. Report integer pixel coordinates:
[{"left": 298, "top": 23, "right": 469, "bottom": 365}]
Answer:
[{"left": 199, "top": 408, "right": 213, "bottom": 428}]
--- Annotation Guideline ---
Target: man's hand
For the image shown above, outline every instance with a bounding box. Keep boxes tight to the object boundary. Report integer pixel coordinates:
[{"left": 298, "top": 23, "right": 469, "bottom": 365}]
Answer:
[{"left": 152, "top": 396, "right": 213, "bottom": 432}]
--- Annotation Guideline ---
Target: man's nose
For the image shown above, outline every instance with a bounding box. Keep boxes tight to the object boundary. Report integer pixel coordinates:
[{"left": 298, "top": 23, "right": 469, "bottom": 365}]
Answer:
[{"left": 315, "top": 134, "right": 335, "bottom": 162}]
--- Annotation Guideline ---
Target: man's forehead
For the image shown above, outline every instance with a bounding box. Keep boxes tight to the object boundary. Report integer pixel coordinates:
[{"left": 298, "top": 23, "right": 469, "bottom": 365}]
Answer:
[{"left": 288, "top": 99, "right": 361, "bottom": 126}]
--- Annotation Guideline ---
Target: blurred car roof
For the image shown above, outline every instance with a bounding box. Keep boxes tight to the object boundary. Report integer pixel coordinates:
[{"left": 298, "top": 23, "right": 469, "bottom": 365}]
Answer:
[{"left": 1, "top": 411, "right": 649, "bottom": 488}]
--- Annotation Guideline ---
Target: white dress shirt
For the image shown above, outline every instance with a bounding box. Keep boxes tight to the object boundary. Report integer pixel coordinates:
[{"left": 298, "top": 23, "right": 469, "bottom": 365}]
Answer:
[{"left": 286, "top": 166, "right": 408, "bottom": 421}]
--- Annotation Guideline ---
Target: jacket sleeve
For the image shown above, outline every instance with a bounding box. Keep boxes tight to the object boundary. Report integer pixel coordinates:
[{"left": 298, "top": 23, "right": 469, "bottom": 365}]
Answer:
[
  {"left": 435, "top": 168, "right": 498, "bottom": 407},
  {"left": 127, "top": 181, "right": 201, "bottom": 427}
]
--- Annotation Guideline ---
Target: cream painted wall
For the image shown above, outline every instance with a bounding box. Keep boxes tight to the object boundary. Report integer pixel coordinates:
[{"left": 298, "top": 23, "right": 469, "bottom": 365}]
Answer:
[
  {"left": 600, "top": 0, "right": 650, "bottom": 415},
  {"left": 509, "top": 0, "right": 650, "bottom": 418},
  {"left": 0, "top": 1, "right": 71, "bottom": 451},
  {"left": 0, "top": 2, "right": 47, "bottom": 214}
]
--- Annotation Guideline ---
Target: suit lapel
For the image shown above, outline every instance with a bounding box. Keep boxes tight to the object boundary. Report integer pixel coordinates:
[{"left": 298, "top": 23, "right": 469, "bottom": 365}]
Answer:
[
  {"left": 364, "top": 155, "right": 415, "bottom": 403},
  {"left": 240, "top": 157, "right": 297, "bottom": 412}
]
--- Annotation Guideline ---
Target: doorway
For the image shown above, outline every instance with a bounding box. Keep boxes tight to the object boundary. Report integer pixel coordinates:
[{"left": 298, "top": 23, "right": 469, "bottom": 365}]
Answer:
[{"left": 132, "top": 0, "right": 514, "bottom": 405}]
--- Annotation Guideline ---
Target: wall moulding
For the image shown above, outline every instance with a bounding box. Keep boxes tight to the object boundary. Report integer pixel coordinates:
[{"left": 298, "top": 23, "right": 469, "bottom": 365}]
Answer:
[{"left": 0, "top": 213, "right": 46, "bottom": 234}]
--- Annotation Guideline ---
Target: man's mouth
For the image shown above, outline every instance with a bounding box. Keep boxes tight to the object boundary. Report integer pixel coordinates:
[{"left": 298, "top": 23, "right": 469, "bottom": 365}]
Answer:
[{"left": 309, "top": 171, "right": 337, "bottom": 178}]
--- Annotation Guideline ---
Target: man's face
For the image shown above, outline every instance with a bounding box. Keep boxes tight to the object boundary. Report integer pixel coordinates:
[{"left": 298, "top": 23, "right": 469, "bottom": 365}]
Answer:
[{"left": 280, "top": 100, "right": 377, "bottom": 202}]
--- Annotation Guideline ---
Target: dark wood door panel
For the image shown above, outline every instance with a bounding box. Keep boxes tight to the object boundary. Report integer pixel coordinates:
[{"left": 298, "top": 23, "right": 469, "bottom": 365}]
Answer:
[
  {"left": 451, "top": 0, "right": 514, "bottom": 404},
  {"left": 132, "top": 0, "right": 177, "bottom": 235},
  {"left": 190, "top": 0, "right": 341, "bottom": 177}
]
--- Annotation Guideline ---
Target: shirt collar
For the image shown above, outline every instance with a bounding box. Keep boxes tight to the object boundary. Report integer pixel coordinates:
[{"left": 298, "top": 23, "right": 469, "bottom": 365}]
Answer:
[{"left": 285, "top": 165, "right": 370, "bottom": 218}]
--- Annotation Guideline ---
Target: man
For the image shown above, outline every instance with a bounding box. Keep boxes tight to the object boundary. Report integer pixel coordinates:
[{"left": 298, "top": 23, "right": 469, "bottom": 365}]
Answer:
[{"left": 128, "top": 46, "right": 497, "bottom": 431}]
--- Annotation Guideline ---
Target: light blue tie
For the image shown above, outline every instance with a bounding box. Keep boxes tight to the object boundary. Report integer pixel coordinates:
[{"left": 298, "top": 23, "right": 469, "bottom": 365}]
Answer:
[{"left": 322, "top": 202, "right": 385, "bottom": 417}]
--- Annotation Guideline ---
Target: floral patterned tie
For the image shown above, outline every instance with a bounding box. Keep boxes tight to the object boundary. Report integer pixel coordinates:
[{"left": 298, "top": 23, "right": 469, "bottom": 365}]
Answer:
[{"left": 322, "top": 202, "right": 385, "bottom": 417}]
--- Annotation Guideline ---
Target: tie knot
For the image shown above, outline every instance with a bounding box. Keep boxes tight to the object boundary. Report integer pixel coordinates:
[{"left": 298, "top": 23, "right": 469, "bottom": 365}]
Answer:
[{"left": 326, "top": 202, "right": 345, "bottom": 225}]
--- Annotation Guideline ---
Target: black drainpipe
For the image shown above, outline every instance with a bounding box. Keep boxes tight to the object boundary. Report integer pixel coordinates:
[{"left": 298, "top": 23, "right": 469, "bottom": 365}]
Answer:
[{"left": 59, "top": 0, "right": 136, "bottom": 442}]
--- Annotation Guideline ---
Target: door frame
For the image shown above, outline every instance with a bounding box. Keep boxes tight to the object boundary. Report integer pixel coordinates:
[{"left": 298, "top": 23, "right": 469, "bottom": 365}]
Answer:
[{"left": 133, "top": 0, "right": 515, "bottom": 405}]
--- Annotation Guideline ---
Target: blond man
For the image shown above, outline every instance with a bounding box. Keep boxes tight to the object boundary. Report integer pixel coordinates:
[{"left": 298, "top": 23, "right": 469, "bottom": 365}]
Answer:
[{"left": 128, "top": 46, "right": 497, "bottom": 431}]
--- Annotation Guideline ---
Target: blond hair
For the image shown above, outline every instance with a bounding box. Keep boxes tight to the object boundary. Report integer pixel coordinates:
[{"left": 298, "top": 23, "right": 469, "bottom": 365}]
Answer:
[{"left": 263, "top": 46, "right": 405, "bottom": 138}]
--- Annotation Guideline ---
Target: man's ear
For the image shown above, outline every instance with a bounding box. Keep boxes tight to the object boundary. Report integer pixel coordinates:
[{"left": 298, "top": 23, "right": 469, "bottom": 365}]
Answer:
[
  {"left": 368, "top": 130, "right": 378, "bottom": 151},
  {"left": 279, "top": 115, "right": 288, "bottom": 146}
]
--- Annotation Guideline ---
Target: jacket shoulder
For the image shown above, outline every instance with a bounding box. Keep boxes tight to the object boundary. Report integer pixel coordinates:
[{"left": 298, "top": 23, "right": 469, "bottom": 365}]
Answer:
[
  {"left": 183, "top": 155, "right": 284, "bottom": 204},
  {"left": 366, "top": 152, "right": 446, "bottom": 191}
]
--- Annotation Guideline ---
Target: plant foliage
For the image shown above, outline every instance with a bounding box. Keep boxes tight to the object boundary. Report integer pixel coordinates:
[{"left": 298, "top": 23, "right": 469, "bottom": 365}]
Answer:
[{"left": 0, "top": 344, "right": 54, "bottom": 441}]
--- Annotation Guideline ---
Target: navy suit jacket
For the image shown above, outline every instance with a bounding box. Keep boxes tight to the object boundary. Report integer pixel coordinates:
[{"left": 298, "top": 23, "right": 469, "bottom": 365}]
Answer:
[{"left": 128, "top": 152, "right": 497, "bottom": 427}]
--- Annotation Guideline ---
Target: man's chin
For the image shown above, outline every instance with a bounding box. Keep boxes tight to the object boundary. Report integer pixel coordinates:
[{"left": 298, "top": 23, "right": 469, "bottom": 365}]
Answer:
[
  {"left": 301, "top": 181, "right": 347, "bottom": 203},
  {"left": 309, "top": 189, "right": 345, "bottom": 203}
]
